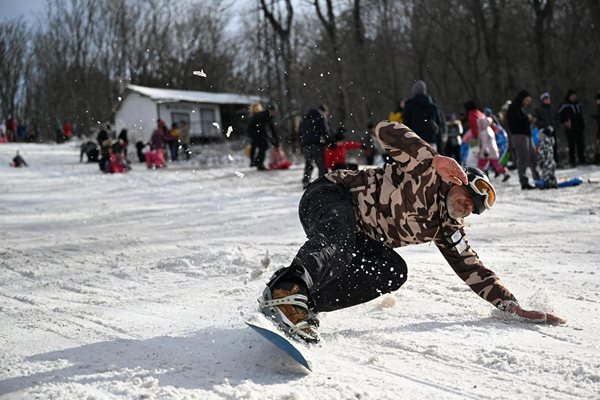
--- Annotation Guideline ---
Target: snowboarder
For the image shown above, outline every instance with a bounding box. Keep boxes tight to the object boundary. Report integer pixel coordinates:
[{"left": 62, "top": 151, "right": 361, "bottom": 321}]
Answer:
[{"left": 258, "top": 121, "right": 565, "bottom": 343}]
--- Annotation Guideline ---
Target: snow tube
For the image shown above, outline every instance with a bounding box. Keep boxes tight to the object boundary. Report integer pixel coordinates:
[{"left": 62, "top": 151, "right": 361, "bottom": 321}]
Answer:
[
  {"left": 535, "top": 176, "right": 583, "bottom": 189},
  {"left": 532, "top": 127, "right": 540, "bottom": 147},
  {"left": 496, "top": 129, "right": 508, "bottom": 162}
]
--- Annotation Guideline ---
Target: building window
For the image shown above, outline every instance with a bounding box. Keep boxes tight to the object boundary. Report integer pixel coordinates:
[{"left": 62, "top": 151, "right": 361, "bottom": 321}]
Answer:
[{"left": 200, "top": 108, "right": 217, "bottom": 136}]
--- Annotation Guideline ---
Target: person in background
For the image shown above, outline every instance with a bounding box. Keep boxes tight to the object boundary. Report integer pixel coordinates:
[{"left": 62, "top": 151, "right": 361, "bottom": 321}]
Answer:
[
  {"left": 80, "top": 141, "right": 99, "bottom": 163},
  {"left": 536, "top": 126, "right": 558, "bottom": 189},
  {"left": 96, "top": 125, "right": 111, "bottom": 173},
  {"left": 148, "top": 119, "right": 167, "bottom": 169},
  {"left": 167, "top": 123, "right": 180, "bottom": 162},
  {"left": 534, "top": 93, "right": 560, "bottom": 166},
  {"left": 559, "top": 89, "right": 587, "bottom": 167},
  {"left": 324, "top": 127, "right": 362, "bottom": 171},
  {"left": 10, "top": 151, "right": 28, "bottom": 167},
  {"left": 445, "top": 114, "right": 463, "bottom": 164},
  {"left": 16, "top": 122, "right": 27, "bottom": 143},
  {"left": 403, "top": 80, "right": 443, "bottom": 149},
  {"left": 179, "top": 120, "right": 191, "bottom": 160},
  {"left": 117, "top": 129, "right": 129, "bottom": 160},
  {"left": 247, "top": 103, "right": 280, "bottom": 171},
  {"left": 299, "top": 104, "right": 332, "bottom": 188},
  {"left": 360, "top": 122, "right": 377, "bottom": 165},
  {"left": 388, "top": 99, "right": 405, "bottom": 124},
  {"left": 63, "top": 120, "right": 73, "bottom": 141},
  {"left": 5, "top": 114, "right": 17, "bottom": 142},
  {"left": 54, "top": 118, "right": 64, "bottom": 143},
  {"left": 593, "top": 92, "right": 600, "bottom": 164},
  {"left": 507, "top": 90, "right": 539, "bottom": 189}
]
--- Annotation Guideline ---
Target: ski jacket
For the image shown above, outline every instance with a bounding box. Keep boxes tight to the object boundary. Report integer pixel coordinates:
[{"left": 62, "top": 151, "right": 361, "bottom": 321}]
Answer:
[
  {"left": 299, "top": 108, "right": 331, "bottom": 146},
  {"left": 325, "top": 121, "right": 517, "bottom": 310},
  {"left": 477, "top": 117, "right": 500, "bottom": 160},
  {"left": 559, "top": 101, "right": 585, "bottom": 132},
  {"left": 507, "top": 97, "right": 532, "bottom": 136},
  {"left": 324, "top": 141, "right": 362, "bottom": 170},
  {"left": 534, "top": 104, "right": 560, "bottom": 131},
  {"left": 403, "top": 94, "right": 442, "bottom": 145},
  {"left": 246, "top": 110, "right": 279, "bottom": 147}
]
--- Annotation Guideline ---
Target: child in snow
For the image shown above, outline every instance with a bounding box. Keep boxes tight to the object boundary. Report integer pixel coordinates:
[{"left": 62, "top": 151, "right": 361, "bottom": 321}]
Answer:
[
  {"left": 536, "top": 127, "right": 558, "bottom": 189},
  {"left": 324, "top": 127, "right": 362, "bottom": 171},
  {"left": 476, "top": 117, "right": 510, "bottom": 182},
  {"left": 10, "top": 151, "right": 28, "bottom": 167}
]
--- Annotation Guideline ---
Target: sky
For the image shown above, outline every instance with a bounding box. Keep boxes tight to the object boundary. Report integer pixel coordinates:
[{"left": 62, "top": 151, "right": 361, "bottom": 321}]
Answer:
[{"left": 0, "top": 0, "right": 46, "bottom": 23}]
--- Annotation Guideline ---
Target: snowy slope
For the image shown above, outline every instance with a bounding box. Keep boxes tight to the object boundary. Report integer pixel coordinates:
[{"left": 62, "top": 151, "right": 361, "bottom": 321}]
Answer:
[{"left": 0, "top": 142, "right": 599, "bottom": 399}]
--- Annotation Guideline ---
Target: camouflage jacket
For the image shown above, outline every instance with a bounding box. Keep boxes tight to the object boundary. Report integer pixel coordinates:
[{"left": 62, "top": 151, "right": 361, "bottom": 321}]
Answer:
[{"left": 325, "top": 121, "right": 517, "bottom": 310}]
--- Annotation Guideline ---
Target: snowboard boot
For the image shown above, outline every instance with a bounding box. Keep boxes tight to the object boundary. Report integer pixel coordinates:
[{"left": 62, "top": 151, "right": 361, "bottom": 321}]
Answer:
[{"left": 259, "top": 281, "right": 319, "bottom": 343}]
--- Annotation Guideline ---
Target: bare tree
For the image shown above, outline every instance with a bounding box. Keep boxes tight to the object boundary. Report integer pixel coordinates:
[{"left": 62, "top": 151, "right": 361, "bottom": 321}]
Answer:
[
  {"left": 314, "top": 0, "right": 349, "bottom": 126},
  {"left": 0, "top": 19, "right": 29, "bottom": 120},
  {"left": 259, "top": 0, "right": 296, "bottom": 145},
  {"left": 531, "top": 0, "right": 555, "bottom": 89}
]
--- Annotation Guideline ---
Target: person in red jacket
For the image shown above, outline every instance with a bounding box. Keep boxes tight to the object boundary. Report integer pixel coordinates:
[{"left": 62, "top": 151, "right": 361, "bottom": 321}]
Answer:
[
  {"left": 62, "top": 121, "right": 73, "bottom": 141},
  {"left": 324, "top": 127, "right": 363, "bottom": 171}
]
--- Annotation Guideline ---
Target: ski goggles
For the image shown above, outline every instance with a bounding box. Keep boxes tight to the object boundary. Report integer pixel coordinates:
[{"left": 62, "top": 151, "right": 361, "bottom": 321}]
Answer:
[{"left": 468, "top": 177, "right": 496, "bottom": 214}]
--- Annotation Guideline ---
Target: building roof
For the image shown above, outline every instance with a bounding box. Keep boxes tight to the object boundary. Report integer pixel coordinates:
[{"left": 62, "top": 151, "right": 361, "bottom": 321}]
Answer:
[{"left": 126, "top": 84, "right": 263, "bottom": 105}]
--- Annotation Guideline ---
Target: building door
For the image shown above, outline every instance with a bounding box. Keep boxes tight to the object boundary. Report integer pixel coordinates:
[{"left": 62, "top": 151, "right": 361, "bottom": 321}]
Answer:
[{"left": 200, "top": 107, "right": 219, "bottom": 137}]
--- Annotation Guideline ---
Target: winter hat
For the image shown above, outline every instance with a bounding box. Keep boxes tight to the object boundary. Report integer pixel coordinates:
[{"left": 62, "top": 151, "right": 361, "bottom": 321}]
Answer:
[
  {"left": 540, "top": 92, "right": 551, "bottom": 101},
  {"left": 500, "top": 100, "right": 511, "bottom": 112},
  {"left": 317, "top": 104, "right": 329, "bottom": 113},
  {"left": 411, "top": 80, "right": 427, "bottom": 96},
  {"left": 464, "top": 101, "right": 477, "bottom": 111}
]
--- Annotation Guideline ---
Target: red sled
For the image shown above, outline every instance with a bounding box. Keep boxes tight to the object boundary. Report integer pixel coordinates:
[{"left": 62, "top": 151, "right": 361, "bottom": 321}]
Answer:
[{"left": 269, "top": 147, "right": 292, "bottom": 170}]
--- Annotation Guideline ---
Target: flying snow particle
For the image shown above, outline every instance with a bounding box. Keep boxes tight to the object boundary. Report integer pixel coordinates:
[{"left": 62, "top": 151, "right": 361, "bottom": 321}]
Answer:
[
  {"left": 117, "top": 96, "right": 122, "bottom": 101},
  {"left": 212, "top": 122, "right": 220, "bottom": 130},
  {"left": 193, "top": 69, "right": 207, "bottom": 77},
  {"left": 226, "top": 126, "right": 233, "bottom": 137},
  {"left": 234, "top": 171, "right": 245, "bottom": 178},
  {"left": 228, "top": 154, "right": 233, "bottom": 161},
  {"left": 261, "top": 250, "right": 270, "bottom": 268}
]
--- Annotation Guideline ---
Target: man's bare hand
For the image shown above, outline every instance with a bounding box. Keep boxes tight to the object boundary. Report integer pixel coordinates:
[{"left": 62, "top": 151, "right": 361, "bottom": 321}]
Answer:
[
  {"left": 432, "top": 155, "right": 468, "bottom": 186},
  {"left": 512, "top": 305, "right": 566, "bottom": 324}
]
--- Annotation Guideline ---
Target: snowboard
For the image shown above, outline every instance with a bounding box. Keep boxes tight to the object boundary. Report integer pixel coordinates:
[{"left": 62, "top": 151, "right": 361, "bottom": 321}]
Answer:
[{"left": 246, "top": 320, "right": 312, "bottom": 371}]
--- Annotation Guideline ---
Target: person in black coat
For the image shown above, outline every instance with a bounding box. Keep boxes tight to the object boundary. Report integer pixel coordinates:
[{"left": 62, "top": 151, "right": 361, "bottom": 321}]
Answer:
[
  {"left": 559, "top": 89, "right": 587, "bottom": 166},
  {"left": 299, "top": 105, "right": 332, "bottom": 188},
  {"left": 507, "top": 90, "right": 539, "bottom": 189},
  {"left": 247, "top": 104, "right": 280, "bottom": 170},
  {"left": 403, "top": 80, "right": 443, "bottom": 149}
]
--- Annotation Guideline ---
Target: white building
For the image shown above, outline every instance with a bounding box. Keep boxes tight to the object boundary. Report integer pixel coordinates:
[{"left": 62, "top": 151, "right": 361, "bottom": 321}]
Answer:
[{"left": 114, "top": 84, "right": 263, "bottom": 144}]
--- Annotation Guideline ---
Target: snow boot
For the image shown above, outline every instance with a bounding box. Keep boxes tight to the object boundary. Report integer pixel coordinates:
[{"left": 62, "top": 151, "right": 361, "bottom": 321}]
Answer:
[{"left": 259, "top": 281, "right": 319, "bottom": 343}]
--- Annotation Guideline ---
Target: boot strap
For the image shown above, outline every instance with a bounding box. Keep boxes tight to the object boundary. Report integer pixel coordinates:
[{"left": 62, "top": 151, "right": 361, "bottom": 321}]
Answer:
[{"left": 260, "top": 294, "right": 309, "bottom": 310}]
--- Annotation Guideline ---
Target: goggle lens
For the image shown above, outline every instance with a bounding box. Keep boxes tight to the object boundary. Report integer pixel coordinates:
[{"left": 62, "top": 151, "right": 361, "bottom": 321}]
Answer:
[{"left": 471, "top": 178, "right": 496, "bottom": 208}]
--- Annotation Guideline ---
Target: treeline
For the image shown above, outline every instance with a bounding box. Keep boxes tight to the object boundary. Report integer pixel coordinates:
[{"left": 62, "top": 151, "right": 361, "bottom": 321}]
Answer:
[{"left": 1, "top": 0, "right": 599, "bottom": 147}]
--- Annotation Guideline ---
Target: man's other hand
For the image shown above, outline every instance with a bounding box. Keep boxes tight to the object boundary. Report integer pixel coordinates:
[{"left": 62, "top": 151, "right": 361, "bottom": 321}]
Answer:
[
  {"left": 432, "top": 155, "right": 468, "bottom": 186},
  {"left": 512, "top": 305, "right": 566, "bottom": 324}
]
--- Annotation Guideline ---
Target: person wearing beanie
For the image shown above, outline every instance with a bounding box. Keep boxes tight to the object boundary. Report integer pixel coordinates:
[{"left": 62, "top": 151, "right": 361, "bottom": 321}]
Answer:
[
  {"left": 298, "top": 105, "right": 332, "bottom": 188},
  {"left": 559, "top": 89, "right": 587, "bottom": 166},
  {"left": 593, "top": 92, "right": 600, "bottom": 164},
  {"left": 534, "top": 92, "right": 560, "bottom": 165},
  {"left": 403, "top": 80, "right": 444, "bottom": 149},
  {"left": 507, "top": 90, "right": 540, "bottom": 189}
]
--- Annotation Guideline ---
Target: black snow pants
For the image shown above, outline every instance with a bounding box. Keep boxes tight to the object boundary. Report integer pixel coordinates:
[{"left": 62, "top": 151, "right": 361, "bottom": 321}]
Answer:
[{"left": 267, "top": 178, "right": 408, "bottom": 313}]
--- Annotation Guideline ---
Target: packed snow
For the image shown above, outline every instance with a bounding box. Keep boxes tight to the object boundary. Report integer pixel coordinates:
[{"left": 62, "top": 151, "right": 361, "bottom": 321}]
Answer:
[{"left": 1, "top": 141, "right": 599, "bottom": 399}]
